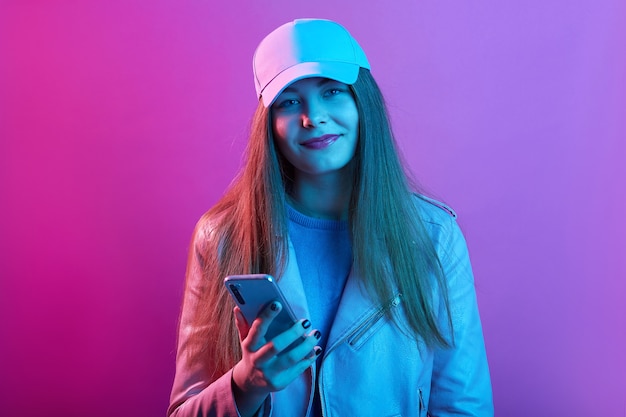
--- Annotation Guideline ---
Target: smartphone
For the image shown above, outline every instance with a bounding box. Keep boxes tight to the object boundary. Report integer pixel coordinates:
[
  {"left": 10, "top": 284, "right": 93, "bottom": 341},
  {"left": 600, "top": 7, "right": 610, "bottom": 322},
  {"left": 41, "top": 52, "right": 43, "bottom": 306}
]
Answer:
[{"left": 224, "top": 274, "right": 299, "bottom": 341}]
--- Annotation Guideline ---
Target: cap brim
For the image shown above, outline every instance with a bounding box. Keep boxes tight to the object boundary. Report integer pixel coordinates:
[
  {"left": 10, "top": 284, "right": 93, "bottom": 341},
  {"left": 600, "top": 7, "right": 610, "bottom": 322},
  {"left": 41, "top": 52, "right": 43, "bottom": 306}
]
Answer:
[{"left": 260, "top": 61, "right": 360, "bottom": 107}]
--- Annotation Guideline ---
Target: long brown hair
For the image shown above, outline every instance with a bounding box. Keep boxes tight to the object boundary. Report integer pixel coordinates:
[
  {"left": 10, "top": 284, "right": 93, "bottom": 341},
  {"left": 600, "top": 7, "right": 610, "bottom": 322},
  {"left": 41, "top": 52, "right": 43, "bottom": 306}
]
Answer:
[{"left": 183, "top": 68, "right": 451, "bottom": 377}]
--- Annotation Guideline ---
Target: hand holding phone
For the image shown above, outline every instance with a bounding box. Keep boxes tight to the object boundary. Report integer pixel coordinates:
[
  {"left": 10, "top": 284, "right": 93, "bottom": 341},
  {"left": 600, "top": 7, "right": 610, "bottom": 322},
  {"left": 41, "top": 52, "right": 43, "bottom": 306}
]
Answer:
[
  {"left": 224, "top": 274, "right": 300, "bottom": 342},
  {"left": 226, "top": 274, "right": 323, "bottom": 410}
]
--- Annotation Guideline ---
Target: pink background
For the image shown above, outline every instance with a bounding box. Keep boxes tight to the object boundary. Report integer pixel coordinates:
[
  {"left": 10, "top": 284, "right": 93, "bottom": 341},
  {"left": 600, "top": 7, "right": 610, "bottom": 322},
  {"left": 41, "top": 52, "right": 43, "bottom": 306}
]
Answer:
[{"left": 1, "top": 1, "right": 625, "bottom": 416}]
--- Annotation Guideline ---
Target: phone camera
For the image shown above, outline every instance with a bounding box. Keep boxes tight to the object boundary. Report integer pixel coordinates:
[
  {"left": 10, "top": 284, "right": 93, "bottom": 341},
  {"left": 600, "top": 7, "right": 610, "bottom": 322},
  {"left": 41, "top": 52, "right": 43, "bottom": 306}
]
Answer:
[{"left": 229, "top": 284, "right": 246, "bottom": 304}]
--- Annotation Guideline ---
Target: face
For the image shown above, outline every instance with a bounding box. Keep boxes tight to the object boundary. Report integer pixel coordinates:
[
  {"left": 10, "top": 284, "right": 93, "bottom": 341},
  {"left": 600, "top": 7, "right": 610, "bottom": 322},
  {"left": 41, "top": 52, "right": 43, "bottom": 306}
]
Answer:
[{"left": 271, "top": 77, "right": 359, "bottom": 179}]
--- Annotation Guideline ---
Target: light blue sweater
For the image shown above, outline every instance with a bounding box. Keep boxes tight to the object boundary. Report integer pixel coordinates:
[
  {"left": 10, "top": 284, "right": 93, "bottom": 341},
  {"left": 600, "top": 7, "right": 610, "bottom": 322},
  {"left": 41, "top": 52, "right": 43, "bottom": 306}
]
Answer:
[
  {"left": 287, "top": 205, "right": 353, "bottom": 417},
  {"left": 287, "top": 205, "right": 352, "bottom": 351}
]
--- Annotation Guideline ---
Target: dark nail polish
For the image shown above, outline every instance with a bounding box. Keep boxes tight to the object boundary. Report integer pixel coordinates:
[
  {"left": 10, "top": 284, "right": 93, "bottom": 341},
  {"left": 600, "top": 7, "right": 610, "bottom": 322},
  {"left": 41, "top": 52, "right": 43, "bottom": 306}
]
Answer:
[
  {"left": 315, "top": 346, "right": 323, "bottom": 356},
  {"left": 302, "top": 319, "right": 311, "bottom": 329},
  {"left": 314, "top": 330, "right": 321, "bottom": 340},
  {"left": 270, "top": 302, "right": 279, "bottom": 311}
]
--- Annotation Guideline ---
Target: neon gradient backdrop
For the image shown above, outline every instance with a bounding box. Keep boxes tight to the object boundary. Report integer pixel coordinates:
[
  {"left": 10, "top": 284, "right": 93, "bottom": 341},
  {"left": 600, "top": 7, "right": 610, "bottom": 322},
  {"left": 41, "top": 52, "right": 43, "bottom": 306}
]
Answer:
[{"left": 1, "top": 1, "right": 624, "bottom": 416}]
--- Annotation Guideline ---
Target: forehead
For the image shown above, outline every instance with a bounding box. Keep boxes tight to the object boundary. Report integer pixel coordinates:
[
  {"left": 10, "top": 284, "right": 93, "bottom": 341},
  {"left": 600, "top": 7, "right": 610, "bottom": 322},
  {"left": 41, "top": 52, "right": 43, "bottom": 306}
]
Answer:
[{"left": 281, "top": 77, "right": 346, "bottom": 93}]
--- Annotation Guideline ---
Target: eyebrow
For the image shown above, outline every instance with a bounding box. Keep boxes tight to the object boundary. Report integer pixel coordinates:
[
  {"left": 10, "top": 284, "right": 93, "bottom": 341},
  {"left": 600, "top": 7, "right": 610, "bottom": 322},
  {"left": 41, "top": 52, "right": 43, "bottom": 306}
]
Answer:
[{"left": 282, "top": 78, "right": 337, "bottom": 93}]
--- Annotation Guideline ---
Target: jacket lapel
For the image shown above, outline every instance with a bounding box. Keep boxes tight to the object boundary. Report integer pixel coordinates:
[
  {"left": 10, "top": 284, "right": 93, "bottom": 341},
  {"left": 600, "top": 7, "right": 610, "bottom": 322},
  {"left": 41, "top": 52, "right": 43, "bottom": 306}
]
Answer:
[
  {"left": 324, "top": 267, "right": 381, "bottom": 352},
  {"left": 278, "top": 237, "right": 388, "bottom": 353},
  {"left": 270, "top": 239, "right": 314, "bottom": 417},
  {"left": 272, "top": 238, "right": 396, "bottom": 416},
  {"left": 276, "top": 238, "right": 311, "bottom": 321}
]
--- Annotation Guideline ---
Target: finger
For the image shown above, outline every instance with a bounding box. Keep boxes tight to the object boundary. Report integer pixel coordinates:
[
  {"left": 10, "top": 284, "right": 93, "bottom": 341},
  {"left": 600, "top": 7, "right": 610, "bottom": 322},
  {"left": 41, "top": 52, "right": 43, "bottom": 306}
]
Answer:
[
  {"left": 246, "top": 301, "right": 282, "bottom": 349},
  {"left": 233, "top": 307, "right": 249, "bottom": 342},
  {"left": 305, "top": 346, "right": 323, "bottom": 360},
  {"left": 253, "top": 339, "right": 321, "bottom": 392},
  {"left": 275, "top": 345, "right": 322, "bottom": 387},
  {"left": 255, "top": 348, "right": 320, "bottom": 393},
  {"left": 276, "top": 329, "right": 322, "bottom": 365},
  {"left": 254, "top": 319, "right": 314, "bottom": 362},
  {"left": 271, "top": 319, "right": 314, "bottom": 353}
]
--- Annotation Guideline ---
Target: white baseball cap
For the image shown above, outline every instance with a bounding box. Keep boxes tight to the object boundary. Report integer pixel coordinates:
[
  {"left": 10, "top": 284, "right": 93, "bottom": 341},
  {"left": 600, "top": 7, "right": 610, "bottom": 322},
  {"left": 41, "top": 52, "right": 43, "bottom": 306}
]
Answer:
[{"left": 253, "top": 18, "right": 371, "bottom": 107}]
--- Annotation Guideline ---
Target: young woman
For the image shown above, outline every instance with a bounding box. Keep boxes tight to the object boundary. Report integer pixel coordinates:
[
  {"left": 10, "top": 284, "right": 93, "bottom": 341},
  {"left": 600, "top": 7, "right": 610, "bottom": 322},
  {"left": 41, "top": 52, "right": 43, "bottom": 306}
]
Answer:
[{"left": 168, "top": 18, "right": 493, "bottom": 417}]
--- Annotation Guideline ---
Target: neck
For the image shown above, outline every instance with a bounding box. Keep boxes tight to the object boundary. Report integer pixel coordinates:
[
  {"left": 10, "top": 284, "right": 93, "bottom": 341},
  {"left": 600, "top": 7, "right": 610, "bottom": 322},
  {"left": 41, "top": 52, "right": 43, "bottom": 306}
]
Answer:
[{"left": 289, "top": 167, "right": 353, "bottom": 220}]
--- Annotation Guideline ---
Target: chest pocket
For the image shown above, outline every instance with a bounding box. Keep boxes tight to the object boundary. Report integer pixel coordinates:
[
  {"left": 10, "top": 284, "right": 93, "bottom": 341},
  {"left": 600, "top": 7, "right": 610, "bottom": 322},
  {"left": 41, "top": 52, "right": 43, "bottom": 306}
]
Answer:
[{"left": 347, "top": 294, "right": 402, "bottom": 349}]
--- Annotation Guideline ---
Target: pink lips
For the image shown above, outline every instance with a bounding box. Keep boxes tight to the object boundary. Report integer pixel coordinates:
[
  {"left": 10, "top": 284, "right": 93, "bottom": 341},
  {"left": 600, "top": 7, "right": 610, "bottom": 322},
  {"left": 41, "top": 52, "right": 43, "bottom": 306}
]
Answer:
[{"left": 300, "top": 134, "right": 340, "bottom": 150}]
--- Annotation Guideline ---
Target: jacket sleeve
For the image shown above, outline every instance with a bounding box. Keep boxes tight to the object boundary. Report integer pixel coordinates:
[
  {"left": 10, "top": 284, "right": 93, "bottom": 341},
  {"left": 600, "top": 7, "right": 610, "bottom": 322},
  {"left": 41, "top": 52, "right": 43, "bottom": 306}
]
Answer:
[
  {"left": 166, "top": 218, "right": 270, "bottom": 417},
  {"left": 428, "top": 216, "right": 494, "bottom": 417}
]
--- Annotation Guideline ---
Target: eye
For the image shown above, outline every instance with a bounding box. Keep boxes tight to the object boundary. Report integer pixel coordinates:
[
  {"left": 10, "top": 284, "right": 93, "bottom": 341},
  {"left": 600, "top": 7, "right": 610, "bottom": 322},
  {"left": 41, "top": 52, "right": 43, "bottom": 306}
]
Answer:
[
  {"left": 273, "top": 98, "right": 300, "bottom": 110},
  {"left": 323, "top": 85, "right": 349, "bottom": 98}
]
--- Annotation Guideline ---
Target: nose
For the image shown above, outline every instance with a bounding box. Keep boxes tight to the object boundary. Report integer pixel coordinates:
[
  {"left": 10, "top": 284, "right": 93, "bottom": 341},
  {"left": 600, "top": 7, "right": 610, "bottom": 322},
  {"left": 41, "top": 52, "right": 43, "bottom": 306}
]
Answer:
[{"left": 301, "top": 100, "right": 327, "bottom": 128}]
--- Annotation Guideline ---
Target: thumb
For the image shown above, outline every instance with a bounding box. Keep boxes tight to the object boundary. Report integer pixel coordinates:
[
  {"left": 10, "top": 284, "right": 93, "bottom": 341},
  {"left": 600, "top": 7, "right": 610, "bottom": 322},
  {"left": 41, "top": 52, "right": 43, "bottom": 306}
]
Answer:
[{"left": 234, "top": 306, "right": 250, "bottom": 341}]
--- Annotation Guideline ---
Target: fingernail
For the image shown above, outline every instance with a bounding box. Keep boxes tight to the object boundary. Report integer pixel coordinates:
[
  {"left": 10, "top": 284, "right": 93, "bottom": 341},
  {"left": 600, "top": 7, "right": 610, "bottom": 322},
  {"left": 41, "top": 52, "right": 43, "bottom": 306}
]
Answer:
[
  {"left": 314, "top": 330, "right": 321, "bottom": 340},
  {"left": 315, "top": 346, "right": 323, "bottom": 356},
  {"left": 270, "top": 302, "right": 279, "bottom": 311},
  {"left": 302, "top": 319, "right": 311, "bottom": 329}
]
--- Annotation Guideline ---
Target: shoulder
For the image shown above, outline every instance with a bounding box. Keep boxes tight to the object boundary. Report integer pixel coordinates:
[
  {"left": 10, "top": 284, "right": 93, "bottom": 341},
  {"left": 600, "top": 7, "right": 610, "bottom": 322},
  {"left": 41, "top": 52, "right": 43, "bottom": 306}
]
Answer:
[
  {"left": 190, "top": 209, "right": 229, "bottom": 255},
  {"left": 411, "top": 193, "right": 465, "bottom": 249},
  {"left": 193, "top": 211, "right": 220, "bottom": 240},
  {"left": 412, "top": 194, "right": 476, "bottom": 282},
  {"left": 413, "top": 193, "right": 457, "bottom": 225}
]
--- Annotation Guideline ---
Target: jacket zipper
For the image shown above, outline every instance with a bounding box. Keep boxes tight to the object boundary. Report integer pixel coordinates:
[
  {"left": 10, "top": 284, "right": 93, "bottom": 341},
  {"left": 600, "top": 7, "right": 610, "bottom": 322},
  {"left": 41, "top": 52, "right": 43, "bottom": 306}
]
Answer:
[
  {"left": 348, "top": 294, "right": 401, "bottom": 346},
  {"left": 318, "top": 294, "right": 402, "bottom": 416}
]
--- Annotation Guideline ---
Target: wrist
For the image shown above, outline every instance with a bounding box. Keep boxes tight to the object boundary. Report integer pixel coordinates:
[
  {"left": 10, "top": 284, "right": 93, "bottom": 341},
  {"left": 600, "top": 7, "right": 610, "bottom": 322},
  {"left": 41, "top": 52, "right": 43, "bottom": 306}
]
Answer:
[{"left": 231, "top": 363, "right": 270, "bottom": 417}]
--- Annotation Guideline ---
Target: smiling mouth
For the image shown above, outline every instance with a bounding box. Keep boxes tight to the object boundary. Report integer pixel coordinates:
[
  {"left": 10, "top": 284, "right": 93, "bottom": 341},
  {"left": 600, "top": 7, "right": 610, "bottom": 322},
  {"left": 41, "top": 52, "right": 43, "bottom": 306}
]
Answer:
[{"left": 300, "top": 134, "right": 340, "bottom": 149}]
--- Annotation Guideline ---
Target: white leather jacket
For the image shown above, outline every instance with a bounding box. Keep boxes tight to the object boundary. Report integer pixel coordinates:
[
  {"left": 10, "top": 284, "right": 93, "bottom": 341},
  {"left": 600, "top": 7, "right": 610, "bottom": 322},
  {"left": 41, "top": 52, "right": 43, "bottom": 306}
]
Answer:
[{"left": 168, "top": 196, "right": 494, "bottom": 417}]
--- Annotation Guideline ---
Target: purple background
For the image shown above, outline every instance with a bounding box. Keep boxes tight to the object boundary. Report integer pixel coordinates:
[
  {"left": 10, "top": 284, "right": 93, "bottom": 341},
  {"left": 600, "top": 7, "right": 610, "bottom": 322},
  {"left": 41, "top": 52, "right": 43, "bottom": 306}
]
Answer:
[{"left": 1, "top": 1, "right": 625, "bottom": 416}]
